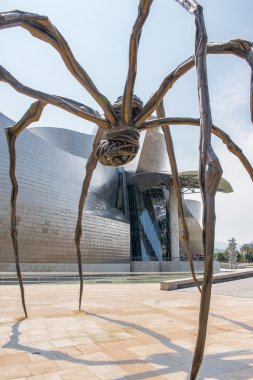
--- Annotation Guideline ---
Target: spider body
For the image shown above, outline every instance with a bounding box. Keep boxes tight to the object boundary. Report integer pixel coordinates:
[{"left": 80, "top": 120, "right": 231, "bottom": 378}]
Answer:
[
  {"left": 1, "top": 1, "right": 253, "bottom": 379},
  {"left": 95, "top": 126, "right": 140, "bottom": 166},
  {"left": 96, "top": 95, "right": 143, "bottom": 166}
]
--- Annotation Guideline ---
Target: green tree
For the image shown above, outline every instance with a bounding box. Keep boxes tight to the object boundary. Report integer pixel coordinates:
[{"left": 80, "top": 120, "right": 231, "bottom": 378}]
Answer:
[
  {"left": 236, "top": 251, "right": 244, "bottom": 263},
  {"left": 245, "top": 251, "right": 253, "bottom": 262},
  {"left": 241, "top": 244, "right": 253, "bottom": 262},
  {"left": 215, "top": 251, "right": 228, "bottom": 263}
]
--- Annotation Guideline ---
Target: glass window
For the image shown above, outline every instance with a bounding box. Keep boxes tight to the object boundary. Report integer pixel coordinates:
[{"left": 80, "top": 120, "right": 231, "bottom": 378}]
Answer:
[{"left": 127, "top": 185, "right": 170, "bottom": 261}]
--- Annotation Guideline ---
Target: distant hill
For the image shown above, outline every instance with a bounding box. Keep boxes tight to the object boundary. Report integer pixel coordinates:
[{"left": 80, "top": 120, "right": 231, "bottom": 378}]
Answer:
[
  {"left": 214, "top": 241, "right": 228, "bottom": 252},
  {"left": 214, "top": 240, "right": 242, "bottom": 252}
]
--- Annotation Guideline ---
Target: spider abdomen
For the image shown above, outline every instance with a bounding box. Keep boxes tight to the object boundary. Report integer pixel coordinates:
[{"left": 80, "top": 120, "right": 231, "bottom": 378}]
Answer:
[{"left": 96, "top": 126, "right": 140, "bottom": 167}]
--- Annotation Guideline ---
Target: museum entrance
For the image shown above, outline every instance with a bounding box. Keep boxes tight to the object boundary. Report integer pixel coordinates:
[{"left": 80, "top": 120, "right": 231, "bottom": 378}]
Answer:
[{"left": 127, "top": 184, "right": 171, "bottom": 262}]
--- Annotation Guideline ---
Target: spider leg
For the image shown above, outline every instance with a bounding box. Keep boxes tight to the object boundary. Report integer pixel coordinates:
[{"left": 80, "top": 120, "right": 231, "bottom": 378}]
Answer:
[
  {"left": 75, "top": 128, "right": 103, "bottom": 311},
  {"left": 0, "top": 66, "right": 109, "bottom": 130},
  {"left": 0, "top": 10, "right": 117, "bottom": 124},
  {"left": 121, "top": 0, "right": 153, "bottom": 124},
  {"left": 139, "top": 116, "right": 253, "bottom": 182},
  {"left": 156, "top": 102, "right": 201, "bottom": 293},
  {"left": 134, "top": 39, "right": 253, "bottom": 126},
  {"left": 5, "top": 101, "right": 47, "bottom": 318},
  {"left": 171, "top": 3, "right": 222, "bottom": 378}
]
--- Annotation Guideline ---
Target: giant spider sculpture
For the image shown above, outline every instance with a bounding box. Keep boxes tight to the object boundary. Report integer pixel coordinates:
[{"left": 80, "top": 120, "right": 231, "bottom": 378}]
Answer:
[{"left": 1, "top": 1, "right": 253, "bottom": 379}]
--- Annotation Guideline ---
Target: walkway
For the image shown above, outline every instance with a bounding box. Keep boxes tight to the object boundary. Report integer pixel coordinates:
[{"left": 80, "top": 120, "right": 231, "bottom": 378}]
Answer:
[{"left": 0, "top": 279, "right": 253, "bottom": 379}]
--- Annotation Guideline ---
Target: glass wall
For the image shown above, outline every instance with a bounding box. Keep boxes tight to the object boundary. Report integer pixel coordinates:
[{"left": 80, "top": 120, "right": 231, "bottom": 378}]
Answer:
[{"left": 128, "top": 184, "right": 170, "bottom": 261}]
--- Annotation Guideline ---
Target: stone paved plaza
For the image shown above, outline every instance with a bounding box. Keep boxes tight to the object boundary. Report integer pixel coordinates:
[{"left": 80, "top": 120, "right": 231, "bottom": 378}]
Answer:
[{"left": 1, "top": 279, "right": 253, "bottom": 379}]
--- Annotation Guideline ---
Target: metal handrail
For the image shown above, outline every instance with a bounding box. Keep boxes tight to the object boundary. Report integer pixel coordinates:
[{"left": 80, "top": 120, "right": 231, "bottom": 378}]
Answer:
[{"left": 0, "top": 271, "right": 193, "bottom": 285}]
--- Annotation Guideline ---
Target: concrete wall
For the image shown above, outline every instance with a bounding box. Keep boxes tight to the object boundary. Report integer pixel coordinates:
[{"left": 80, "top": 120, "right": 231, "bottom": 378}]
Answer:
[
  {"left": 131, "top": 260, "right": 220, "bottom": 273},
  {"left": 161, "top": 260, "right": 220, "bottom": 273},
  {"left": 130, "top": 261, "right": 160, "bottom": 272},
  {"left": 0, "top": 263, "right": 131, "bottom": 273}
]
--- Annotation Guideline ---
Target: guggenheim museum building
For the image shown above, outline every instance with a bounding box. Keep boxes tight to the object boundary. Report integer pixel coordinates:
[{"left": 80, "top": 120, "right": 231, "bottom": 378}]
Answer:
[{"left": 0, "top": 112, "right": 232, "bottom": 273}]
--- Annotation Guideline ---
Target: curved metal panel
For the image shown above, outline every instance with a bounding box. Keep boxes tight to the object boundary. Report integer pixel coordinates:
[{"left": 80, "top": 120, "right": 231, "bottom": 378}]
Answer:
[
  {"left": 179, "top": 171, "right": 233, "bottom": 193},
  {"left": 131, "top": 171, "right": 233, "bottom": 194},
  {"left": 0, "top": 112, "right": 14, "bottom": 128},
  {"left": 180, "top": 200, "right": 204, "bottom": 258},
  {"left": 0, "top": 115, "right": 130, "bottom": 267},
  {"left": 29, "top": 127, "right": 95, "bottom": 160},
  {"left": 136, "top": 128, "right": 170, "bottom": 173},
  {"left": 184, "top": 199, "right": 202, "bottom": 224}
]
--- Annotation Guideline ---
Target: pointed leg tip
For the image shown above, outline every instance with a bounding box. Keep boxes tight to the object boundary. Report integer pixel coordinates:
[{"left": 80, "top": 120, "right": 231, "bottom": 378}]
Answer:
[
  {"left": 16, "top": 316, "right": 27, "bottom": 322},
  {"left": 22, "top": 304, "right": 28, "bottom": 318},
  {"left": 73, "top": 309, "right": 85, "bottom": 315},
  {"left": 78, "top": 301, "right": 85, "bottom": 313}
]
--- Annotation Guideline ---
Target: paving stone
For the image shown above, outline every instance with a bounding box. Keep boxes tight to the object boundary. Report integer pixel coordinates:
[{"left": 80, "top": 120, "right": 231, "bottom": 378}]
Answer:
[{"left": 0, "top": 281, "right": 253, "bottom": 379}]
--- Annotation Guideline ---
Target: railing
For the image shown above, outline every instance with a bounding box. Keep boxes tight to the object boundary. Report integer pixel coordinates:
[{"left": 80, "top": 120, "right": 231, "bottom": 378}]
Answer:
[
  {"left": 131, "top": 256, "right": 205, "bottom": 261},
  {"left": 0, "top": 272, "right": 191, "bottom": 285}
]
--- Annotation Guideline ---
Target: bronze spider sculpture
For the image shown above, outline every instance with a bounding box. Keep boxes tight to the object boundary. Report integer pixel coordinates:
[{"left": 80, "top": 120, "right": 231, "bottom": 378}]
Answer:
[{"left": 1, "top": 0, "right": 253, "bottom": 378}]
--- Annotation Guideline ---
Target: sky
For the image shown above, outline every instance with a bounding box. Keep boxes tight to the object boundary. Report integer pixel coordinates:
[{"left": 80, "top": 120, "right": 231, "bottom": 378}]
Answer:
[{"left": 0, "top": 0, "right": 252, "bottom": 245}]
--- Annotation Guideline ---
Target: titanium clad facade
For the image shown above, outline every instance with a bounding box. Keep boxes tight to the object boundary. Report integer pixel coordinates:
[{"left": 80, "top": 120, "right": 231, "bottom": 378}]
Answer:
[
  {"left": 0, "top": 113, "right": 130, "bottom": 271},
  {"left": 184, "top": 200, "right": 201, "bottom": 224},
  {"left": 136, "top": 128, "right": 170, "bottom": 173},
  {"left": 179, "top": 200, "right": 204, "bottom": 259},
  {"left": 30, "top": 127, "right": 95, "bottom": 159},
  {"left": 0, "top": 112, "right": 228, "bottom": 272}
]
